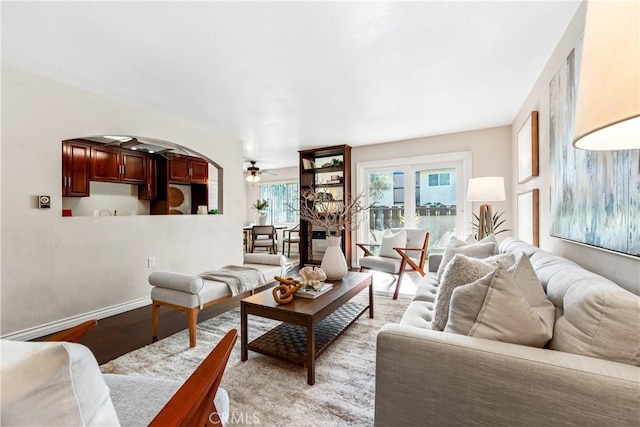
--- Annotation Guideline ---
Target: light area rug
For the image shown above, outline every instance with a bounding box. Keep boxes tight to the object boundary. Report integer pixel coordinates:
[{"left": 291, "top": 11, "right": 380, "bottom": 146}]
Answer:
[{"left": 101, "top": 290, "right": 410, "bottom": 427}]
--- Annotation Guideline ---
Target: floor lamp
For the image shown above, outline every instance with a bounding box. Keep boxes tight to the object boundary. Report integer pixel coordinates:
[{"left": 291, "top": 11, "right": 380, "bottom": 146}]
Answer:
[{"left": 467, "top": 177, "right": 506, "bottom": 240}]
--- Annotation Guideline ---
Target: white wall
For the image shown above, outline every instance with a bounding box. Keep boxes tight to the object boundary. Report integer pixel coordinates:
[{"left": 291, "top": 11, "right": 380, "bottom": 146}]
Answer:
[
  {"left": 511, "top": 3, "right": 639, "bottom": 295},
  {"left": 1, "top": 66, "right": 245, "bottom": 336}
]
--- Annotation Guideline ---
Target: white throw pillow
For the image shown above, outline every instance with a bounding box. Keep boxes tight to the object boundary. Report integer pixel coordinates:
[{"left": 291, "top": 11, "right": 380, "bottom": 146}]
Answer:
[
  {"left": 435, "top": 238, "right": 497, "bottom": 281},
  {"left": 445, "top": 261, "right": 554, "bottom": 348},
  {"left": 431, "top": 254, "right": 496, "bottom": 331},
  {"left": 1, "top": 340, "right": 120, "bottom": 426},
  {"left": 464, "top": 234, "right": 499, "bottom": 254},
  {"left": 378, "top": 229, "right": 407, "bottom": 259}
]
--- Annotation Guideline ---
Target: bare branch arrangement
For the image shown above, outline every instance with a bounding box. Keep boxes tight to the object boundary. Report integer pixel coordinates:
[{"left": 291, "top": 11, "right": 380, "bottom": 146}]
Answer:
[{"left": 292, "top": 188, "right": 374, "bottom": 236}]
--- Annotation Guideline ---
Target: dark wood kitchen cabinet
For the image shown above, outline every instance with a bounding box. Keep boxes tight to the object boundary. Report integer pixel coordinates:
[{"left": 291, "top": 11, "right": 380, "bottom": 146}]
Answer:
[
  {"left": 138, "top": 155, "right": 158, "bottom": 200},
  {"left": 91, "top": 146, "right": 146, "bottom": 184},
  {"left": 62, "top": 141, "right": 91, "bottom": 197},
  {"left": 169, "top": 156, "right": 208, "bottom": 184}
]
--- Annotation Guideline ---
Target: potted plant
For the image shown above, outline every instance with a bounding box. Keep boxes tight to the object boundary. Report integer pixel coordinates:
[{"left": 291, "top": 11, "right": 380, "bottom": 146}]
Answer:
[
  {"left": 252, "top": 199, "right": 269, "bottom": 225},
  {"left": 471, "top": 210, "right": 511, "bottom": 240}
]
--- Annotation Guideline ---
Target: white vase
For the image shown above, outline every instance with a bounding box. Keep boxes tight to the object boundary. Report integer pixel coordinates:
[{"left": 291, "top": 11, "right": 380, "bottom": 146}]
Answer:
[
  {"left": 258, "top": 213, "right": 267, "bottom": 225},
  {"left": 321, "top": 235, "right": 348, "bottom": 280}
]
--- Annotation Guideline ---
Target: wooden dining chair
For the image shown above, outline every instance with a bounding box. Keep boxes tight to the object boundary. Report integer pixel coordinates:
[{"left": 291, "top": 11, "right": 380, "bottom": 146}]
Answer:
[
  {"left": 251, "top": 225, "right": 278, "bottom": 254},
  {"left": 281, "top": 224, "right": 300, "bottom": 257}
]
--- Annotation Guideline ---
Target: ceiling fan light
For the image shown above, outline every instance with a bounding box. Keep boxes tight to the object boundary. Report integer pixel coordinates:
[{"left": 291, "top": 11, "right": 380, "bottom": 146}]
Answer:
[{"left": 246, "top": 174, "right": 261, "bottom": 183}]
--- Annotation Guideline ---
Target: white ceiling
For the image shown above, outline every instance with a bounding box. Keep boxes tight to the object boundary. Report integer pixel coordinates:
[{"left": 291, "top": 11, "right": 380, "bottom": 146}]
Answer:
[{"left": 2, "top": 1, "right": 582, "bottom": 169}]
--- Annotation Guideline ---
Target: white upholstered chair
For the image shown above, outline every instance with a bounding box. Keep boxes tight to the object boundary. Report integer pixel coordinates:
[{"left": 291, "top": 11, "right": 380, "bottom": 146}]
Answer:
[
  {"left": 1, "top": 321, "right": 236, "bottom": 426},
  {"left": 357, "top": 228, "right": 430, "bottom": 299}
]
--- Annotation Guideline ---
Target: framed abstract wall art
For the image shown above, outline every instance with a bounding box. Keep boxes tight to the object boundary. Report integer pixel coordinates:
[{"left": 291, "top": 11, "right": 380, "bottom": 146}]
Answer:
[
  {"left": 549, "top": 38, "right": 640, "bottom": 257},
  {"left": 517, "top": 111, "right": 539, "bottom": 183},
  {"left": 517, "top": 189, "right": 539, "bottom": 247}
]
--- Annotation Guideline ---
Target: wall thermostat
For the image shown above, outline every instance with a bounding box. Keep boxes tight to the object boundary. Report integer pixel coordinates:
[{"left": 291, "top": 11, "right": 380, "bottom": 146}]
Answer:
[{"left": 38, "top": 195, "right": 51, "bottom": 209}]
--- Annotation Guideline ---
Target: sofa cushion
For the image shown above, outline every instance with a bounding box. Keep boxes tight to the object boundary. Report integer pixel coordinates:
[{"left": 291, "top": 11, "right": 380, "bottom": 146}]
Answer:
[
  {"left": 1, "top": 340, "right": 120, "bottom": 426},
  {"left": 435, "top": 238, "right": 497, "bottom": 281},
  {"left": 151, "top": 279, "right": 231, "bottom": 309},
  {"left": 499, "top": 236, "right": 539, "bottom": 258},
  {"left": 432, "top": 253, "right": 515, "bottom": 331},
  {"left": 359, "top": 256, "right": 404, "bottom": 274},
  {"left": 379, "top": 229, "right": 407, "bottom": 259},
  {"left": 530, "top": 251, "right": 581, "bottom": 298},
  {"left": 444, "top": 263, "right": 554, "bottom": 347},
  {"left": 400, "top": 300, "right": 435, "bottom": 329},
  {"left": 412, "top": 273, "right": 439, "bottom": 302},
  {"left": 549, "top": 283, "right": 640, "bottom": 366},
  {"left": 503, "top": 237, "right": 640, "bottom": 366}
]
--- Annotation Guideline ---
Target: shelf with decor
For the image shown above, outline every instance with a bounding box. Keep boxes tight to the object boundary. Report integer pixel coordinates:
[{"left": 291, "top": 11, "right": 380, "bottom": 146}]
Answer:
[{"left": 298, "top": 144, "right": 351, "bottom": 266}]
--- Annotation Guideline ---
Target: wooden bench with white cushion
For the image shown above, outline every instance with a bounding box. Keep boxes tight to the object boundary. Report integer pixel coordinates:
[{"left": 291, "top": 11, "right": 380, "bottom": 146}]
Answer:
[{"left": 150, "top": 253, "right": 288, "bottom": 347}]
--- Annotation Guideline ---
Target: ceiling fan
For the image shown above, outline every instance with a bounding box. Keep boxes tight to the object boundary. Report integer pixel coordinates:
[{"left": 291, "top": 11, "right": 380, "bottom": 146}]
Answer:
[{"left": 245, "top": 161, "right": 276, "bottom": 183}]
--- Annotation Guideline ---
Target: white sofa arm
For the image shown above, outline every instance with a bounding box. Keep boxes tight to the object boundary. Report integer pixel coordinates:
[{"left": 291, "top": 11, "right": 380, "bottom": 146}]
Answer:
[
  {"left": 427, "top": 254, "right": 442, "bottom": 272},
  {"left": 148, "top": 272, "right": 204, "bottom": 294},
  {"left": 375, "top": 324, "right": 640, "bottom": 427}
]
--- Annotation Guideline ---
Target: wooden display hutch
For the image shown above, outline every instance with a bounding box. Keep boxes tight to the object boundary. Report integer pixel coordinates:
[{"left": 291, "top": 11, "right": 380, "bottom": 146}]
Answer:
[{"left": 298, "top": 144, "right": 352, "bottom": 266}]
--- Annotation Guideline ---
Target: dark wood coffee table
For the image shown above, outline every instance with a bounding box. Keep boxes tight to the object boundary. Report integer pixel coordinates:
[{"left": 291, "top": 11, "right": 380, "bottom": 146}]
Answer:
[{"left": 240, "top": 271, "right": 373, "bottom": 385}]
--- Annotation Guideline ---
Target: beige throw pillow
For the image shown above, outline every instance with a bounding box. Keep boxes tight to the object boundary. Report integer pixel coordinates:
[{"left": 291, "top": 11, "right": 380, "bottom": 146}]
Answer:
[
  {"left": 509, "top": 253, "right": 555, "bottom": 337},
  {"left": 445, "top": 259, "right": 554, "bottom": 348},
  {"left": 378, "top": 229, "right": 406, "bottom": 259},
  {"left": 464, "top": 234, "right": 499, "bottom": 254},
  {"left": 432, "top": 252, "right": 516, "bottom": 331},
  {"left": 435, "top": 238, "right": 497, "bottom": 281}
]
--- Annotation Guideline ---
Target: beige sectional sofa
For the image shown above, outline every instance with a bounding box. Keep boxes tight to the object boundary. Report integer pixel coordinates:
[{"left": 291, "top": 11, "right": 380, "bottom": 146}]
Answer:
[{"left": 375, "top": 237, "right": 640, "bottom": 426}]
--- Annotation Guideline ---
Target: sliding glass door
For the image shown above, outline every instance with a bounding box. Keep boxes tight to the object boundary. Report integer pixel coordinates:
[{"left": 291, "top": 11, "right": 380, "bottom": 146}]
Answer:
[
  {"left": 357, "top": 153, "right": 471, "bottom": 253},
  {"left": 413, "top": 167, "right": 458, "bottom": 250}
]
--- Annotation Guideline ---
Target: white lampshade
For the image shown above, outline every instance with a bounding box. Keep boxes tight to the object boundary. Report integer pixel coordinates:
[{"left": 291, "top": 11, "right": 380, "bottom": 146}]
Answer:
[
  {"left": 467, "top": 177, "right": 506, "bottom": 202},
  {"left": 573, "top": 1, "right": 640, "bottom": 150}
]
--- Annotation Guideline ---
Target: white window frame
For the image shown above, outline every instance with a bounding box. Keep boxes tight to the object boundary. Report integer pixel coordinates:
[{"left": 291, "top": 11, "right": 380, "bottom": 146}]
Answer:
[
  {"left": 355, "top": 151, "right": 473, "bottom": 254},
  {"left": 259, "top": 180, "right": 299, "bottom": 224}
]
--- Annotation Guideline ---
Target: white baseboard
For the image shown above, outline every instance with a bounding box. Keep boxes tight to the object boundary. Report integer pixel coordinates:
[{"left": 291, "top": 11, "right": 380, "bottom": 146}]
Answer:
[{"left": 1, "top": 296, "right": 152, "bottom": 341}]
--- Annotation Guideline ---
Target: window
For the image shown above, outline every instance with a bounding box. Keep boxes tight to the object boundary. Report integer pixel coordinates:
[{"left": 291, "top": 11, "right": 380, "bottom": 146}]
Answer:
[
  {"left": 358, "top": 152, "right": 472, "bottom": 252},
  {"left": 392, "top": 172, "right": 405, "bottom": 205},
  {"left": 428, "top": 172, "right": 451, "bottom": 186},
  {"left": 260, "top": 182, "right": 299, "bottom": 223}
]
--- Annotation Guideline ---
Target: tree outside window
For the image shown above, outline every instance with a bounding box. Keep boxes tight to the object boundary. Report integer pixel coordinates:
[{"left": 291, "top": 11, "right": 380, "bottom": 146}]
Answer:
[{"left": 260, "top": 182, "right": 299, "bottom": 223}]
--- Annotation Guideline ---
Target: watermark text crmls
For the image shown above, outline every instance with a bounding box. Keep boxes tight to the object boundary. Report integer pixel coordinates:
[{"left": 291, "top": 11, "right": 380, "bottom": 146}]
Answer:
[{"left": 210, "top": 411, "right": 261, "bottom": 425}]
